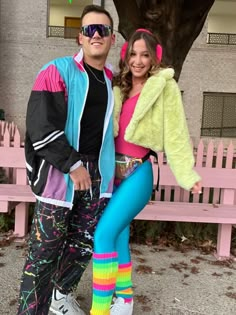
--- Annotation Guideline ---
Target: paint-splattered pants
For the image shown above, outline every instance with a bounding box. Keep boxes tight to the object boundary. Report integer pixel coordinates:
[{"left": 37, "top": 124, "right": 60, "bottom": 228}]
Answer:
[{"left": 17, "top": 161, "right": 108, "bottom": 315}]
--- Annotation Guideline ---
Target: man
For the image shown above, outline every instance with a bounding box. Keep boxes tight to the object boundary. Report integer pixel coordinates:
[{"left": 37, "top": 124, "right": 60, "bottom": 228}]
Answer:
[{"left": 17, "top": 5, "right": 115, "bottom": 315}]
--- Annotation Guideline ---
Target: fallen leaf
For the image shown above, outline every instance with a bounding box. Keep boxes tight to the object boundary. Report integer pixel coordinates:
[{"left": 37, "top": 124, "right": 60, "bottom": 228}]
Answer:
[
  {"left": 212, "top": 272, "right": 222, "bottom": 277},
  {"left": 227, "top": 286, "right": 234, "bottom": 290},
  {"left": 135, "top": 295, "right": 151, "bottom": 304},
  {"left": 170, "top": 262, "right": 188, "bottom": 272},
  {"left": 141, "top": 305, "right": 152, "bottom": 312},
  {"left": 225, "top": 292, "right": 236, "bottom": 300},
  {"left": 135, "top": 265, "right": 153, "bottom": 274},
  {"left": 191, "top": 266, "right": 200, "bottom": 274},
  {"left": 9, "top": 299, "right": 17, "bottom": 306},
  {"left": 136, "top": 257, "right": 146, "bottom": 263},
  {"left": 131, "top": 248, "right": 143, "bottom": 256}
]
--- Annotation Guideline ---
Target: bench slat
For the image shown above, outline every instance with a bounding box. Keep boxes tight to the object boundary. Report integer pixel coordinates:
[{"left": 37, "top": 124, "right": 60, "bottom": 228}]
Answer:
[
  {"left": 0, "top": 147, "right": 25, "bottom": 167},
  {"left": 153, "top": 164, "right": 236, "bottom": 189},
  {"left": 136, "top": 201, "right": 236, "bottom": 224},
  {"left": 0, "top": 184, "right": 35, "bottom": 202}
]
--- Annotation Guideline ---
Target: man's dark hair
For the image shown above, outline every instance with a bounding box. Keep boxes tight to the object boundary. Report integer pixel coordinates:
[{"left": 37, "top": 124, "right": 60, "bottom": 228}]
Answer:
[{"left": 81, "top": 5, "right": 114, "bottom": 30}]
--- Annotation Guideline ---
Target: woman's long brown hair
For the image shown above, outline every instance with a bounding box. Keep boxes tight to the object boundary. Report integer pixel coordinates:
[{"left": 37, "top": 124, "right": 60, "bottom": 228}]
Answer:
[{"left": 113, "top": 31, "right": 165, "bottom": 102}]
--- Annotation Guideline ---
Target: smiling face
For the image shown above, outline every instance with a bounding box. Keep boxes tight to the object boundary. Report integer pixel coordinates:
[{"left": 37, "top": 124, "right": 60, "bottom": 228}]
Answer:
[
  {"left": 128, "top": 39, "right": 152, "bottom": 82},
  {"left": 78, "top": 12, "right": 115, "bottom": 67}
]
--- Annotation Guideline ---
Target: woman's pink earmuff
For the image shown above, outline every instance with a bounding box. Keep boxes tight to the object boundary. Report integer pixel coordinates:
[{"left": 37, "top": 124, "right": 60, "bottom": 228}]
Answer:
[
  {"left": 120, "top": 42, "right": 129, "bottom": 61},
  {"left": 120, "top": 28, "right": 162, "bottom": 62}
]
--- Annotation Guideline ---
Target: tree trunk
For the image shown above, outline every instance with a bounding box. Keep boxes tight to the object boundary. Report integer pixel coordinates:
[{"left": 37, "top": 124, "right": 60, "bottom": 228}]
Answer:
[{"left": 113, "top": 0, "right": 215, "bottom": 80}]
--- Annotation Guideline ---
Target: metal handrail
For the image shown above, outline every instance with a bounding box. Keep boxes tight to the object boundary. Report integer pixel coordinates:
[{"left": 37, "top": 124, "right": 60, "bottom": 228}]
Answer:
[
  {"left": 48, "top": 25, "right": 80, "bottom": 39},
  {"left": 207, "top": 32, "right": 236, "bottom": 45}
]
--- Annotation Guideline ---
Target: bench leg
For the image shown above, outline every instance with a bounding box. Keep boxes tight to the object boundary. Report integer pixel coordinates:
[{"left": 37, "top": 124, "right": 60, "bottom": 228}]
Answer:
[
  {"left": 14, "top": 202, "right": 29, "bottom": 237},
  {"left": 215, "top": 224, "right": 232, "bottom": 260},
  {"left": 0, "top": 201, "right": 9, "bottom": 213}
]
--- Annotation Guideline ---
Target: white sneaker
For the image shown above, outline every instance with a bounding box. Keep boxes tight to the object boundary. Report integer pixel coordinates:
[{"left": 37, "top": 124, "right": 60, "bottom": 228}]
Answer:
[
  {"left": 110, "top": 297, "right": 133, "bottom": 315},
  {"left": 50, "top": 289, "right": 86, "bottom": 315}
]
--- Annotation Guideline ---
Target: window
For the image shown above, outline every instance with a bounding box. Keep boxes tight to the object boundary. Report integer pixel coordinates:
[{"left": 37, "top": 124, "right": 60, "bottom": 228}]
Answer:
[
  {"left": 48, "top": 0, "right": 93, "bottom": 39},
  {"left": 207, "top": 1, "right": 236, "bottom": 45},
  {"left": 64, "top": 17, "right": 81, "bottom": 39},
  {"left": 201, "top": 92, "right": 236, "bottom": 138}
]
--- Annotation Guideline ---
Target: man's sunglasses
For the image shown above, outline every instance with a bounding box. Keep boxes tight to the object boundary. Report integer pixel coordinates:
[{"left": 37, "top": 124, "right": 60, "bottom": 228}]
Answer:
[{"left": 81, "top": 24, "right": 112, "bottom": 38}]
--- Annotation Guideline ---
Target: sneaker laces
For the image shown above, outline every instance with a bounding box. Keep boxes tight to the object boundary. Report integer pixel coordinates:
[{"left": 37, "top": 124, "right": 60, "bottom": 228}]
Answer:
[
  {"left": 110, "top": 297, "right": 126, "bottom": 311},
  {"left": 65, "top": 292, "right": 82, "bottom": 311},
  {"left": 110, "top": 303, "right": 122, "bottom": 312}
]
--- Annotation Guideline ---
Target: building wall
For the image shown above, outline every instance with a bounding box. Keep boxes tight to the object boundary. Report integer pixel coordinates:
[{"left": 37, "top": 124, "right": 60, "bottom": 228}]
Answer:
[
  {"left": 178, "top": 21, "right": 236, "bottom": 146},
  {"left": 0, "top": 0, "right": 235, "bottom": 147},
  {"left": 208, "top": 15, "right": 236, "bottom": 33},
  {"left": 0, "top": 0, "right": 77, "bottom": 133}
]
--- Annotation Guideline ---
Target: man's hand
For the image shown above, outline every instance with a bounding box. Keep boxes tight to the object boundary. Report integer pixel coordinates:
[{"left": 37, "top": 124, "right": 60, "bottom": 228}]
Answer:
[{"left": 69, "top": 165, "right": 92, "bottom": 190}]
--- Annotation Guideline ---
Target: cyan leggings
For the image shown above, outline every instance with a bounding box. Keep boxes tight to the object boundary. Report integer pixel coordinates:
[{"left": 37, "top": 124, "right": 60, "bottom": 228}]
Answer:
[{"left": 94, "top": 160, "right": 153, "bottom": 263}]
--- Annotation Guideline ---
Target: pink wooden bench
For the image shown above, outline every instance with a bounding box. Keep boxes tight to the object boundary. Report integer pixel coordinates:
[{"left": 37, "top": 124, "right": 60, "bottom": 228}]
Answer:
[
  {"left": 0, "top": 122, "right": 35, "bottom": 237},
  {"left": 0, "top": 121, "right": 235, "bottom": 260},
  {"left": 135, "top": 141, "right": 236, "bottom": 260},
  {"left": 0, "top": 146, "right": 35, "bottom": 237}
]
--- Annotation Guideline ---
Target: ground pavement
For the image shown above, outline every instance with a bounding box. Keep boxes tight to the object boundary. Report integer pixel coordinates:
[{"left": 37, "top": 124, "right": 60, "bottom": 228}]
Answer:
[{"left": 0, "top": 238, "right": 236, "bottom": 315}]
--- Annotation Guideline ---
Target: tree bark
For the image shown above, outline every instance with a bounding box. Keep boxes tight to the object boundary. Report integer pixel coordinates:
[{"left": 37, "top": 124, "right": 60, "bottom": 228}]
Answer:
[{"left": 113, "top": 0, "right": 215, "bottom": 80}]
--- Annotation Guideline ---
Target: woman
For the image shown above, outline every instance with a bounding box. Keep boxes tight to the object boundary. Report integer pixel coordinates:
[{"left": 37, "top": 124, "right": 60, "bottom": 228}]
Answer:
[{"left": 90, "top": 29, "right": 202, "bottom": 315}]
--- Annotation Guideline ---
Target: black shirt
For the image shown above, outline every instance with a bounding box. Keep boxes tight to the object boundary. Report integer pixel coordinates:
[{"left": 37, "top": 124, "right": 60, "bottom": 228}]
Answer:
[{"left": 79, "top": 63, "right": 108, "bottom": 156}]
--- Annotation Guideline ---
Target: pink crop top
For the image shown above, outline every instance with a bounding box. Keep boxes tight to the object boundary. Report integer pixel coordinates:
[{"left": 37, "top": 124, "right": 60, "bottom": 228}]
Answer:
[{"left": 115, "top": 93, "right": 149, "bottom": 158}]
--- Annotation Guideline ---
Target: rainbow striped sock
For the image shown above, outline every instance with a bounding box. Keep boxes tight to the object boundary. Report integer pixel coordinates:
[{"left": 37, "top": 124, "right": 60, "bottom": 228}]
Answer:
[
  {"left": 115, "top": 262, "right": 133, "bottom": 302},
  {"left": 90, "top": 252, "right": 118, "bottom": 315}
]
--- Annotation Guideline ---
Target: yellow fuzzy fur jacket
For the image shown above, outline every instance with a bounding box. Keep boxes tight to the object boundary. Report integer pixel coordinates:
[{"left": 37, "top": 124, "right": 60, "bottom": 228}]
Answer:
[{"left": 113, "top": 68, "right": 201, "bottom": 191}]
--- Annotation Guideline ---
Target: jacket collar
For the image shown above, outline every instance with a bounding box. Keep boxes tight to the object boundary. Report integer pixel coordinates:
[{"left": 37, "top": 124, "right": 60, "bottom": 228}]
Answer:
[
  {"left": 73, "top": 49, "right": 113, "bottom": 80},
  {"left": 114, "top": 68, "right": 175, "bottom": 121},
  {"left": 131, "top": 68, "right": 174, "bottom": 118}
]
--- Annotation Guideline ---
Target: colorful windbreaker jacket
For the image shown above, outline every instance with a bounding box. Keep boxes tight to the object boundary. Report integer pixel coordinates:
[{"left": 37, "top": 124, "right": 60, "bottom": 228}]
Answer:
[{"left": 25, "top": 49, "right": 115, "bottom": 209}]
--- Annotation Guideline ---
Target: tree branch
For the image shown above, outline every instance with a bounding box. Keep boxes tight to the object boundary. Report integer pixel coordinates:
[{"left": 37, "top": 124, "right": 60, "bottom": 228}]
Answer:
[
  {"left": 113, "top": 0, "right": 141, "bottom": 38},
  {"left": 113, "top": 0, "right": 215, "bottom": 80}
]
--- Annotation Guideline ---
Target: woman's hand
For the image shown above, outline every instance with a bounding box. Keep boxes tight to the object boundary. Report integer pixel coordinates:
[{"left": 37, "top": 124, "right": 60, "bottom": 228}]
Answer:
[{"left": 191, "top": 181, "right": 202, "bottom": 194}]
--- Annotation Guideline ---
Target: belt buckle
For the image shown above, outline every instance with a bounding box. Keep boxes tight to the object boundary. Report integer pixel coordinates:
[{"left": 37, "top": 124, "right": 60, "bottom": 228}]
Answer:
[{"left": 133, "top": 158, "right": 142, "bottom": 164}]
